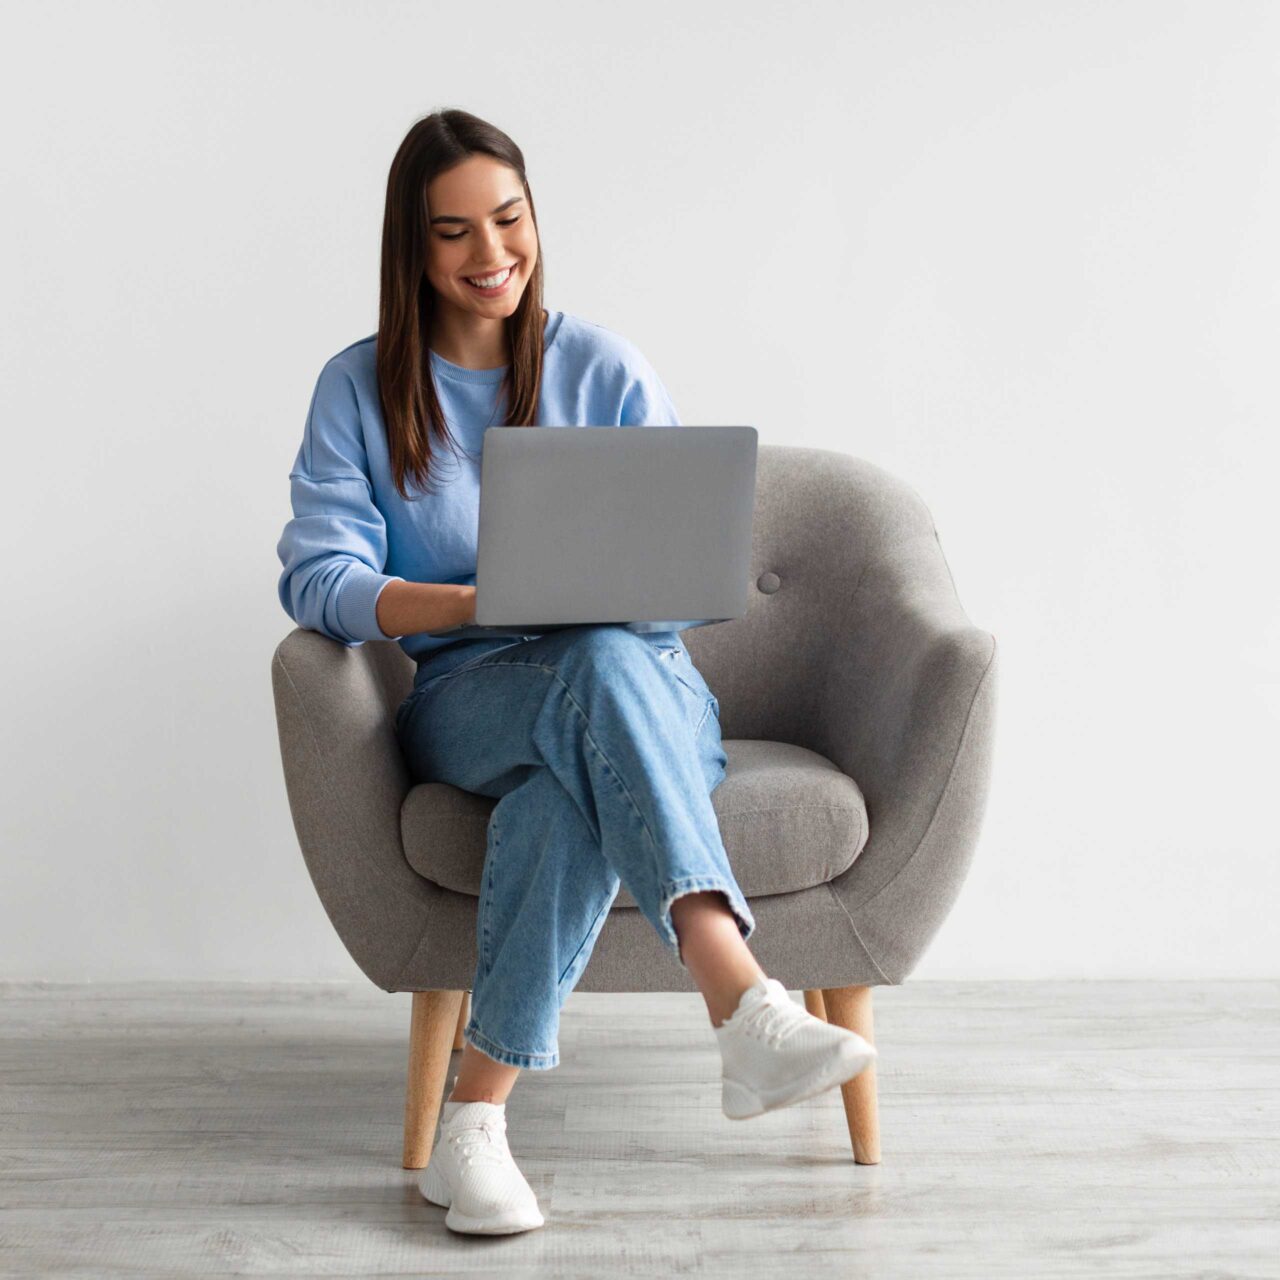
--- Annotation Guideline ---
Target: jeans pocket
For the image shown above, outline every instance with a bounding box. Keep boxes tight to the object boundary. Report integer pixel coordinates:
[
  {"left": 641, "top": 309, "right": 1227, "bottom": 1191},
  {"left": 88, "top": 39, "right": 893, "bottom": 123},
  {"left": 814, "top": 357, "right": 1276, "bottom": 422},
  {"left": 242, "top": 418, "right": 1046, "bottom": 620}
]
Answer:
[
  {"left": 671, "top": 651, "right": 714, "bottom": 702},
  {"left": 646, "top": 635, "right": 717, "bottom": 725}
]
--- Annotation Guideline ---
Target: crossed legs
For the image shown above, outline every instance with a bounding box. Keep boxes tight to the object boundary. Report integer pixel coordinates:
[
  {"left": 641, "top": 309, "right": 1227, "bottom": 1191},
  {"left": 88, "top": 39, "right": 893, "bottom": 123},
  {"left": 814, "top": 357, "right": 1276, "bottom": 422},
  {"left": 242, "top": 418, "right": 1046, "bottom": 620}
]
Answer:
[
  {"left": 397, "top": 626, "right": 761, "bottom": 1104},
  {"left": 450, "top": 889, "right": 766, "bottom": 1103}
]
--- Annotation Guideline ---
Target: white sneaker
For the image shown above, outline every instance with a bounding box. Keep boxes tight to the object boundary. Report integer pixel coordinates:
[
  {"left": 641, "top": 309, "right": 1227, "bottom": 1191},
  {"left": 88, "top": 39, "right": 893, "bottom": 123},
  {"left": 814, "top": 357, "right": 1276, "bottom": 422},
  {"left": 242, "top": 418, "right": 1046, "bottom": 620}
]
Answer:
[
  {"left": 715, "top": 976, "right": 877, "bottom": 1120},
  {"left": 419, "top": 1099, "right": 545, "bottom": 1235}
]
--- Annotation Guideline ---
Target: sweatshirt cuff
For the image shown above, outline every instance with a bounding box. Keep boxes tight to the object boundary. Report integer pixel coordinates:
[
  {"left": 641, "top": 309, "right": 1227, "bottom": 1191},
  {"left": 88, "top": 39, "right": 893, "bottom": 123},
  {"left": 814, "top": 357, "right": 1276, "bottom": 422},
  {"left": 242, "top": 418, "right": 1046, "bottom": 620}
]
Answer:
[{"left": 336, "top": 565, "right": 406, "bottom": 642}]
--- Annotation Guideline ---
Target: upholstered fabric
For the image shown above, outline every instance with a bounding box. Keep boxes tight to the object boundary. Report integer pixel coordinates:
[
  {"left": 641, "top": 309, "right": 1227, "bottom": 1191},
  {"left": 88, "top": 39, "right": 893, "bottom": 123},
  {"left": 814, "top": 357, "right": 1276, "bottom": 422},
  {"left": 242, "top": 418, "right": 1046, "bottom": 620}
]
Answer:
[{"left": 271, "top": 446, "right": 998, "bottom": 994}]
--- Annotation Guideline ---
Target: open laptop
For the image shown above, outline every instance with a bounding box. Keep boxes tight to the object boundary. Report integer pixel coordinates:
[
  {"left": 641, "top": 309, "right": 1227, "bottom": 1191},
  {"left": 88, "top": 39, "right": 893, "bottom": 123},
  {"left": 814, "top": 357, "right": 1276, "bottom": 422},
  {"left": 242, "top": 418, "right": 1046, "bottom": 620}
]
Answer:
[{"left": 424, "top": 425, "right": 758, "bottom": 641}]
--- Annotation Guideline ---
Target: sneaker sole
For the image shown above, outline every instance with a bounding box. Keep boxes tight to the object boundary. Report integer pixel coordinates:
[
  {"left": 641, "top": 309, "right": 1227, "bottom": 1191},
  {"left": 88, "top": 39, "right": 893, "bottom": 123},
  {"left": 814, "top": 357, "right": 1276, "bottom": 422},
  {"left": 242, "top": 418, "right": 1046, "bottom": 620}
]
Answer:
[
  {"left": 722, "top": 1038, "right": 877, "bottom": 1120},
  {"left": 420, "top": 1160, "right": 546, "bottom": 1235}
]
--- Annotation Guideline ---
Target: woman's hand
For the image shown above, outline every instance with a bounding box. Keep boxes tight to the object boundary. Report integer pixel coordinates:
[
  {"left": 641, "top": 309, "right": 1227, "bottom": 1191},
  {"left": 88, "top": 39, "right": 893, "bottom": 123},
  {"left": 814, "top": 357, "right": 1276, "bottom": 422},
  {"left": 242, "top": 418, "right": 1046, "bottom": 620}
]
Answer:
[{"left": 377, "top": 580, "right": 478, "bottom": 636}]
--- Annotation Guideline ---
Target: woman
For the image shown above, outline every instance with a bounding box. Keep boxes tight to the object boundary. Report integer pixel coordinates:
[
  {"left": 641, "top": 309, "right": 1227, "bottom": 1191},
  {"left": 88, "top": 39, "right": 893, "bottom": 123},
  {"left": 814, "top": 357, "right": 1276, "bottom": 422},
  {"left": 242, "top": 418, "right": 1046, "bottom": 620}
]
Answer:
[{"left": 276, "top": 108, "right": 876, "bottom": 1236}]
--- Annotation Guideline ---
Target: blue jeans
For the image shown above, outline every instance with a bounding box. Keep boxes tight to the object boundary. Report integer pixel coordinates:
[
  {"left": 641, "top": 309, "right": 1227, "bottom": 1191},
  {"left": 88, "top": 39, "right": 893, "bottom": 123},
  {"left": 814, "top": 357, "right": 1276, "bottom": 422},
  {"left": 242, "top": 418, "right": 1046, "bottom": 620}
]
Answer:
[{"left": 393, "top": 624, "right": 756, "bottom": 1071}]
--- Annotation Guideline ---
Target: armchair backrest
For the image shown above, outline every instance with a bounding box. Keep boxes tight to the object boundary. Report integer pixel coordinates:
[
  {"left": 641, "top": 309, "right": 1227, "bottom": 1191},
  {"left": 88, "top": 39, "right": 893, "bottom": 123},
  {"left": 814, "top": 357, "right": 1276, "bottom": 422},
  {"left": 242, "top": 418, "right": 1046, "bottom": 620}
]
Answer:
[{"left": 683, "top": 446, "right": 940, "bottom": 747}]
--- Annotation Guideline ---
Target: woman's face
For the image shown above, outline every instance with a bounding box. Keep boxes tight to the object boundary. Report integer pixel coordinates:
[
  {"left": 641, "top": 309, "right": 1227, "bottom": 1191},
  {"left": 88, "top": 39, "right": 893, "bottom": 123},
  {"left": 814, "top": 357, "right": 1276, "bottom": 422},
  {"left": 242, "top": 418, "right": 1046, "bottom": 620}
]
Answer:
[{"left": 424, "top": 155, "right": 539, "bottom": 320}]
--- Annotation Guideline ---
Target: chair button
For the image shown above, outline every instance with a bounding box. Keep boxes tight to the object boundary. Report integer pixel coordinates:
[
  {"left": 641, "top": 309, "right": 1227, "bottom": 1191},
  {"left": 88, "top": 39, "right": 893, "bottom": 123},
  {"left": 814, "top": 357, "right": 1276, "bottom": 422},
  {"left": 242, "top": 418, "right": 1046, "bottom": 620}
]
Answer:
[{"left": 757, "top": 572, "right": 781, "bottom": 594}]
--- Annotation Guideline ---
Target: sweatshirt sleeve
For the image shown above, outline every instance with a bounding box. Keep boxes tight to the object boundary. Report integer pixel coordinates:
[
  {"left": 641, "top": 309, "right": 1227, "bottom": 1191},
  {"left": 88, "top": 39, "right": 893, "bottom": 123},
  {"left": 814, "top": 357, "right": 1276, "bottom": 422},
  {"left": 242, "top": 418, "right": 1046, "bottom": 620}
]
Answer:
[
  {"left": 619, "top": 345, "right": 682, "bottom": 427},
  {"left": 275, "top": 360, "right": 405, "bottom": 646}
]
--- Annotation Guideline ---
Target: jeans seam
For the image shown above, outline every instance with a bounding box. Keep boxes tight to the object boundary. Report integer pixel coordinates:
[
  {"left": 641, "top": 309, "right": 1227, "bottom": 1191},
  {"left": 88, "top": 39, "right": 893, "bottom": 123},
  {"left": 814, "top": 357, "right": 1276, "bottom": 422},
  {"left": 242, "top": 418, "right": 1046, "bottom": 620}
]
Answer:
[
  {"left": 479, "top": 816, "right": 500, "bottom": 977},
  {"left": 409, "top": 639, "right": 526, "bottom": 696},
  {"left": 556, "top": 887, "right": 616, "bottom": 990}
]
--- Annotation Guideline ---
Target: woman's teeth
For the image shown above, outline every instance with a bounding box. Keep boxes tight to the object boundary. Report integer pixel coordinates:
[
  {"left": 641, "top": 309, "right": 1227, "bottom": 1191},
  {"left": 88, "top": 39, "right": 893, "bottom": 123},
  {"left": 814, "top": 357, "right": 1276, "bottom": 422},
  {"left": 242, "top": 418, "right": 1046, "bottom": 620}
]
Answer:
[{"left": 465, "top": 266, "right": 513, "bottom": 289}]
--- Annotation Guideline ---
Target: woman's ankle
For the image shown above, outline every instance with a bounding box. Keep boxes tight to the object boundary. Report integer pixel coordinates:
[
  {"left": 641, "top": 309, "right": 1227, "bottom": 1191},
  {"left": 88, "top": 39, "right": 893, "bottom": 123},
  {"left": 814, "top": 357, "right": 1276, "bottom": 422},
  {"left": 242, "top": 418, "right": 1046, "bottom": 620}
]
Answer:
[
  {"left": 706, "top": 969, "right": 769, "bottom": 1027},
  {"left": 447, "top": 1088, "right": 510, "bottom": 1105}
]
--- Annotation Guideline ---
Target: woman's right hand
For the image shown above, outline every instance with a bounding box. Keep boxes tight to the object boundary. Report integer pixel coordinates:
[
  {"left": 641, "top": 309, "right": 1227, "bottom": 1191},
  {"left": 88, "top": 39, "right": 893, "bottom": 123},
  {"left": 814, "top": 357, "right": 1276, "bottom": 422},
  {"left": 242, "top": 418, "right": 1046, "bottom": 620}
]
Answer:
[{"left": 376, "top": 580, "right": 478, "bottom": 637}]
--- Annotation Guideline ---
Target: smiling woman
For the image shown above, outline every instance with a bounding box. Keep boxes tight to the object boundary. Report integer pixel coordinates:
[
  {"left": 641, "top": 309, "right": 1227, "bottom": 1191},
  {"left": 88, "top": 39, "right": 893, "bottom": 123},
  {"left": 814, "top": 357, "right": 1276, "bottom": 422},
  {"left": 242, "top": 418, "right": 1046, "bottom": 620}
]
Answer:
[
  {"left": 277, "top": 105, "right": 685, "bottom": 651},
  {"left": 375, "top": 110, "right": 551, "bottom": 503},
  {"left": 273, "top": 103, "right": 879, "bottom": 1240}
]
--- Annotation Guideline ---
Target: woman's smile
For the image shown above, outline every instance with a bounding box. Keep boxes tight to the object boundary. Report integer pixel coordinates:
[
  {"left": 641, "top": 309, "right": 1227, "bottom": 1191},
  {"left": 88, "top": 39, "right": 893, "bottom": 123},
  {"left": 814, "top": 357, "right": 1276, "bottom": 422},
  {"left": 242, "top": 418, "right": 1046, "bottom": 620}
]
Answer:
[{"left": 463, "top": 263, "right": 518, "bottom": 297}]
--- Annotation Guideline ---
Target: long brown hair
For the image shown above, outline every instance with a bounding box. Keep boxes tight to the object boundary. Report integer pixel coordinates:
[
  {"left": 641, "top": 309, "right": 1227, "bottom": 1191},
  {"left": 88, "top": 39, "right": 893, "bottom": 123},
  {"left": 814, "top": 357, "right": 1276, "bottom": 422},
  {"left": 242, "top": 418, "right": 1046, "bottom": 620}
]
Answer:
[{"left": 377, "top": 109, "right": 545, "bottom": 500}]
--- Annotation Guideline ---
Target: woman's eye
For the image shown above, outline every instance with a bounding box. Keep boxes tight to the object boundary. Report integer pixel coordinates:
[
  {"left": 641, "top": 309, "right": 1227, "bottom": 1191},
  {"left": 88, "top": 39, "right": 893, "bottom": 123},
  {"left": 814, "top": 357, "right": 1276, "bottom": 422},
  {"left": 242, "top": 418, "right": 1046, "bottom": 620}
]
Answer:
[{"left": 440, "top": 216, "right": 521, "bottom": 242}]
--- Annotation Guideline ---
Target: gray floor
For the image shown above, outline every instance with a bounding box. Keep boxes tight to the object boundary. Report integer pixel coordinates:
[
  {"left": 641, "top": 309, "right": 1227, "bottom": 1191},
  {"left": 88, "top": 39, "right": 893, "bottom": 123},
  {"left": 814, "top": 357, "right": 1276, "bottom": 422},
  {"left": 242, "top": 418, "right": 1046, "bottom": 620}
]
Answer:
[{"left": 1, "top": 980, "right": 1277, "bottom": 1278}]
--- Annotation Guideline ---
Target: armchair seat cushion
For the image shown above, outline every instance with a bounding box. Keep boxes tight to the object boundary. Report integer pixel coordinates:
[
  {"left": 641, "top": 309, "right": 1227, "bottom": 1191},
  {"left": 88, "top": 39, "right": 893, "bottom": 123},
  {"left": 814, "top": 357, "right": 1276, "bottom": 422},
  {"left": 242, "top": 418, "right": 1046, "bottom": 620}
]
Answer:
[{"left": 399, "top": 739, "right": 870, "bottom": 904}]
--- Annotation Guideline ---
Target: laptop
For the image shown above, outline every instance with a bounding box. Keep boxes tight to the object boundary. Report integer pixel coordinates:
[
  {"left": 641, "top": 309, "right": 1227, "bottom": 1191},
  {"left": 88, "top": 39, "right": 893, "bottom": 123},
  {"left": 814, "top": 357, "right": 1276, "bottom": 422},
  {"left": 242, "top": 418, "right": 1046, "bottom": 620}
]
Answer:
[{"left": 424, "top": 425, "right": 758, "bottom": 640}]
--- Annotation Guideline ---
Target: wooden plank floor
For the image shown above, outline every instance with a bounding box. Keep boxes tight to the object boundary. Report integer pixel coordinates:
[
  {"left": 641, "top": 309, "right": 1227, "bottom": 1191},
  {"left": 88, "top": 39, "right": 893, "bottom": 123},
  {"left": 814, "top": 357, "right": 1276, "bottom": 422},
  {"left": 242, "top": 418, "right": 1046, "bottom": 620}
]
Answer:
[{"left": 1, "top": 981, "right": 1277, "bottom": 1277}]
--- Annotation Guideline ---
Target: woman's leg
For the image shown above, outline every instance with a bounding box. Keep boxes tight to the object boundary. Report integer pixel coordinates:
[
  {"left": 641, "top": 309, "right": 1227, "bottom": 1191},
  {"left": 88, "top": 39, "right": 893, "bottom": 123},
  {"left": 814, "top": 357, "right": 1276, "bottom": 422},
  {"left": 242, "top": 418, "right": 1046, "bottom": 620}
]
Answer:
[
  {"left": 397, "top": 633, "right": 627, "bottom": 1073},
  {"left": 509, "top": 626, "right": 756, "bottom": 962},
  {"left": 396, "top": 624, "right": 758, "bottom": 1071},
  {"left": 450, "top": 1043, "right": 520, "bottom": 1103},
  {"left": 670, "top": 890, "right": 767, "bottom": 1026},
  {"left": 461, "top": 762, "right": 623, "bottom": 1070}
]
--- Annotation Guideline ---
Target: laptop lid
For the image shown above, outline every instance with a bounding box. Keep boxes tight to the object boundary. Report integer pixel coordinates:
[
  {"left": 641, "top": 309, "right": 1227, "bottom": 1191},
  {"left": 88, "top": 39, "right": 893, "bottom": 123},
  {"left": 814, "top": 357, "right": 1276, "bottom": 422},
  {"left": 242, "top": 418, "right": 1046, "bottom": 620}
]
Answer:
[{"left": 466, "top": 425, "right": 757, "bottom": 629}]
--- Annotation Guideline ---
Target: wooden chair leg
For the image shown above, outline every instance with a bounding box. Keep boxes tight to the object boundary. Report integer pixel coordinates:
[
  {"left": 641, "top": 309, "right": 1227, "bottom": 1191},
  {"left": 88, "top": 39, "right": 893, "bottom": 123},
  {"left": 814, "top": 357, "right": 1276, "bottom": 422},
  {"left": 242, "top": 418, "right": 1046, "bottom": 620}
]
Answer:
[
  {"left": 403, "top": 989, "right": 465, "bottom": 1169},
  {"left": 453, "top": 991, "right": 470, "bottom": 1051},
  {"left": 817, "top": 984, "right": 881, "bottom": 1165}
]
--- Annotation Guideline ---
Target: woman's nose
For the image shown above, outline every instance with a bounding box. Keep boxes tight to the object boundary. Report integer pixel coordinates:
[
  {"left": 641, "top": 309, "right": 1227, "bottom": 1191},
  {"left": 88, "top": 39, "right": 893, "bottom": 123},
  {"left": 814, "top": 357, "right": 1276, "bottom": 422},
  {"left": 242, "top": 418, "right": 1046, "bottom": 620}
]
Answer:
[{"left": 475, "top": 229, "right": 506, "bottom": 263}]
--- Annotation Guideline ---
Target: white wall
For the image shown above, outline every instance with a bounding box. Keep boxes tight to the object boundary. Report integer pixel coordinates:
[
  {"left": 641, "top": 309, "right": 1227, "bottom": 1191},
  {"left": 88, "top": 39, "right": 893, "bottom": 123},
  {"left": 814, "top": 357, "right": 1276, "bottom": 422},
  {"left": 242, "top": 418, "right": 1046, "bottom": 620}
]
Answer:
[{"left": 3, "top": 1, "right": 1276, "bottom": 981}]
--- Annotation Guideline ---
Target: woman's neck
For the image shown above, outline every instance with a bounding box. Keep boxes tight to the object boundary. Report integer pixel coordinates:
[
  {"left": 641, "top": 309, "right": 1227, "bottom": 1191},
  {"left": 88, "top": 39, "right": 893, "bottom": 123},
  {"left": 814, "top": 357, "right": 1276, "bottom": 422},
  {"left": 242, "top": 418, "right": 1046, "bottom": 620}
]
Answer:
[{"left": 430, "top": 308, "right": 549, "bottom": 370}]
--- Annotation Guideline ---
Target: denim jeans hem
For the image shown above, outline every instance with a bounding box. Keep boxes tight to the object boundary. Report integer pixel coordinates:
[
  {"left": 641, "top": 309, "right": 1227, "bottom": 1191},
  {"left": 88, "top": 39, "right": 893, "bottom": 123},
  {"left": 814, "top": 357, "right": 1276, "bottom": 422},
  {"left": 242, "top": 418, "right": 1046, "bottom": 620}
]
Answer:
[
  {"left": 660, "top": 875, "right": 757, "bottom": 968},
  {"left": 464, "top": 1019, "right": 560, "bottom": 1071}
]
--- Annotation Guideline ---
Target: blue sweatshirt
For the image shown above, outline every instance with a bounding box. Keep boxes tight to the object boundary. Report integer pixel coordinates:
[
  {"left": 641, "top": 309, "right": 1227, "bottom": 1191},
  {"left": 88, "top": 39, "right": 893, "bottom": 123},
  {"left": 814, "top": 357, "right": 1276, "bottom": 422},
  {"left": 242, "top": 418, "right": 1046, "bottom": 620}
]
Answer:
[{"left": 276, "top": 309, "right": 682, "bottom": 662}]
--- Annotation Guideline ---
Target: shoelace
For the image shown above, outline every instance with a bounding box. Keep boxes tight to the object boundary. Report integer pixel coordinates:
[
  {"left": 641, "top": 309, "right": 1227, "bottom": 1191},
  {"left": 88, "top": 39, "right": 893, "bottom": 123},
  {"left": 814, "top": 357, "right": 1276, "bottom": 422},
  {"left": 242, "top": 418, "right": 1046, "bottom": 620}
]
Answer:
[
  {"left": 446, "top": 1117, "right": 510, "bottom": 1168},
  {"left": 733, "top": 991, "right": 811, "bottom": 1049}
]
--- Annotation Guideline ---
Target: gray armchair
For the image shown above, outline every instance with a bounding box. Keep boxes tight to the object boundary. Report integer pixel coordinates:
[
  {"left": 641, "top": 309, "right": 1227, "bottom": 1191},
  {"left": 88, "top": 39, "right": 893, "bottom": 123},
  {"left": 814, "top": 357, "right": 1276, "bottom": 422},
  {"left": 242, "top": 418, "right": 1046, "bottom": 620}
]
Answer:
[{"left": 271, "top": 446, "right": 998, "bottom": 1168}]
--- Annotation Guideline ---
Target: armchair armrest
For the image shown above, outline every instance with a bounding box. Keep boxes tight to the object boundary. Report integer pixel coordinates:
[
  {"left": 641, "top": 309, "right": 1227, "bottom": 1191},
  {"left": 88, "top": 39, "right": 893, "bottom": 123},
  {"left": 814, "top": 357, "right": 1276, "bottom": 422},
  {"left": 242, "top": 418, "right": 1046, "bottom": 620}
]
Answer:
[
  {"left": 271, "top": 627, "right": 436, "bottom": 990},
  {"left": 818, "top": 526, "right": 999, "bottom": 984}
]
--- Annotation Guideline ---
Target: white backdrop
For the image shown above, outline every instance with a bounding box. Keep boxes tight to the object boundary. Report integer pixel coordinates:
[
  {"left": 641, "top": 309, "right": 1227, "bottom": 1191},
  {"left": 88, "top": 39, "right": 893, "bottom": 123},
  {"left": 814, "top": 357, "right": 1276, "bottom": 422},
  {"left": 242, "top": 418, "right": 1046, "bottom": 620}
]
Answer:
[{"left": 3, "top": 1, "right": 1276, "bottom": 981}]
